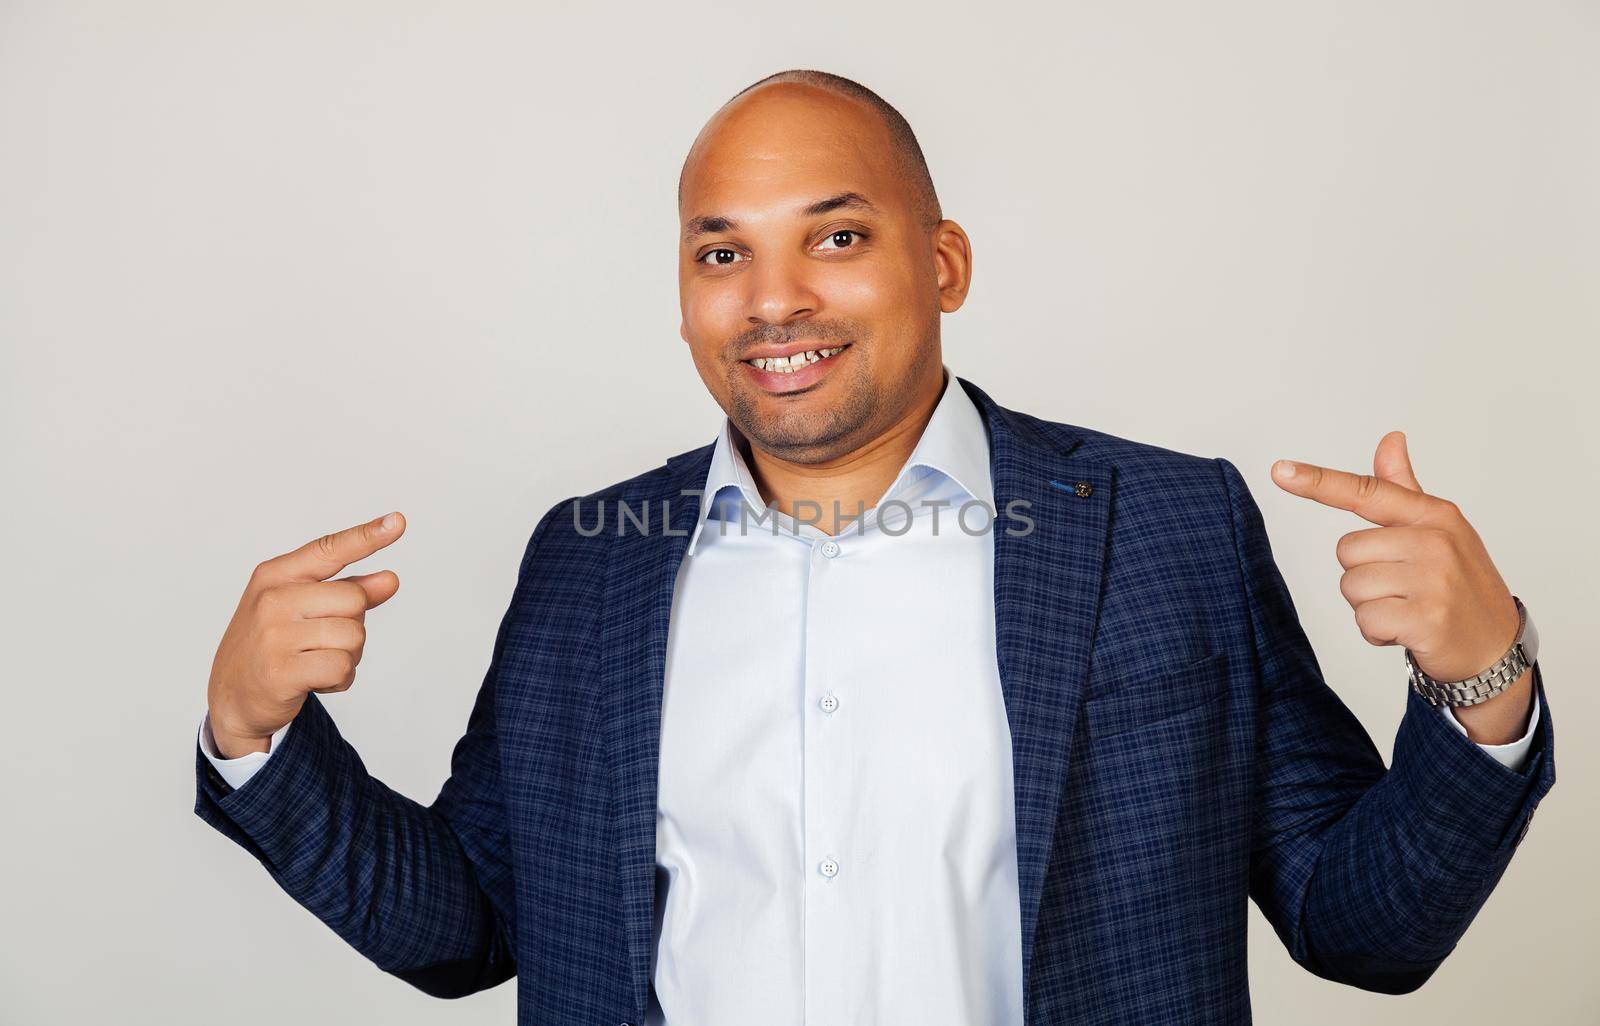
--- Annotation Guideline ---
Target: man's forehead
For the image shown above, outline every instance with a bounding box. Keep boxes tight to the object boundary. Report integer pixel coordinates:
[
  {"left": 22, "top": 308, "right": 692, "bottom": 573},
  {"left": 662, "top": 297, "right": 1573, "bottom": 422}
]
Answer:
[
  {"left": 679, "top": 141, "right": 902, "bottom": 245},
  {"left": 684, "top": 137, "right": 883, "bottom": 200}
]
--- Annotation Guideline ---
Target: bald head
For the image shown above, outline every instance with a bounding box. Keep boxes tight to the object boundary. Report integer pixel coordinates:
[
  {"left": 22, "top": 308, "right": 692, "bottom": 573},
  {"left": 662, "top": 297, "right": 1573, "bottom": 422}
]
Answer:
[{"left": 679, "top": 69, "right": 942, "bottom": 233}]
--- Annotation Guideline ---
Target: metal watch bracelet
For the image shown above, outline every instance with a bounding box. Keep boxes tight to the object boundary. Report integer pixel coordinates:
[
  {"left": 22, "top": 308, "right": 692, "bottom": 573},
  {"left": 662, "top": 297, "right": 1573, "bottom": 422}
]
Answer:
[{"left": 1406, "top": 596, "right": 1536, "bottom": 708}]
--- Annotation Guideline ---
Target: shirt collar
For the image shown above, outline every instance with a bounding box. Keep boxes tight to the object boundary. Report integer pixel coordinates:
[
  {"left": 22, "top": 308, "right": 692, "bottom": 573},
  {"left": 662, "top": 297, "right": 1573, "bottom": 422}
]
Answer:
[{"left": 686, "top": 365, "right": 992, "bottom": 555}]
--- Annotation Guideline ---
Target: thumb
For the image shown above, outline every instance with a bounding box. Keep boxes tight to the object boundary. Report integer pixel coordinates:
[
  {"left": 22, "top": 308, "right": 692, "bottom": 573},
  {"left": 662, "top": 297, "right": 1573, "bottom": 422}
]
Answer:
[
  {"left": 1373, "top": 430, "right": 1422, "bottom": 492},
  {"left": 335, "top": 569, "right": 402, "bottom": 610}
]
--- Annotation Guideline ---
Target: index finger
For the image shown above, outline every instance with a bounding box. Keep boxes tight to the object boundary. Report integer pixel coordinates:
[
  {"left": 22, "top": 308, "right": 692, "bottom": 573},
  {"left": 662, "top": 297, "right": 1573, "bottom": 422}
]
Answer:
[
  {"left": 1271, "top": 461, "right": 1435, "bottom": 526},
  {"left": 261, "top": 511, "right": 406, "bottom": 583}
]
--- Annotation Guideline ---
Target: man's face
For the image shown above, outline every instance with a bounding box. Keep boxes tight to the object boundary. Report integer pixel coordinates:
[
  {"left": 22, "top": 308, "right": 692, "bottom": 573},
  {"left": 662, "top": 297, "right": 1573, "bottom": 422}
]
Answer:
[{"left": 677, "top": 84, "right": 948, "bottom": 464}]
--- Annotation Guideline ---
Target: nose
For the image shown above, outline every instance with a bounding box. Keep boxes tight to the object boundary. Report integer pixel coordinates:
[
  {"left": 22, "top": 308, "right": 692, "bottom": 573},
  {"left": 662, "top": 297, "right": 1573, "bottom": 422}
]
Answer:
[{"left": 744, "top": 249, "right": 819, "bottom": 327}]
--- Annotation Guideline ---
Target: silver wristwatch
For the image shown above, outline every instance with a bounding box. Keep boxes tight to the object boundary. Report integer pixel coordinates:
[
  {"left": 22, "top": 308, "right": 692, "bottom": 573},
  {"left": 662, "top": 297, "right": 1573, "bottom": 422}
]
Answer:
[{"left": 1406, "top": 596, "right": 1539, "bottom": 707}]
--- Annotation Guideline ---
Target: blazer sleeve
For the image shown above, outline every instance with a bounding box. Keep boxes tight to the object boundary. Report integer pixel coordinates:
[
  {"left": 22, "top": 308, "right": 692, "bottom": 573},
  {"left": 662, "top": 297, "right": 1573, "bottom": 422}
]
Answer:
[
  {"left": 192, "top": 497, "right": 573, "bottom": 998},
  {"left": 1215, "top": 457, "right": 1556, "bottom": 994}
]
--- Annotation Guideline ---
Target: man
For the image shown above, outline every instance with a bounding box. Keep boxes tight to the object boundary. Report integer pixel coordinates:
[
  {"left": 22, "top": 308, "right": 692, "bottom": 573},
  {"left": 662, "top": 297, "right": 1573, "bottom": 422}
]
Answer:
[{"left": 195, "top": 70, "right": 1555, "bottom": 1025}]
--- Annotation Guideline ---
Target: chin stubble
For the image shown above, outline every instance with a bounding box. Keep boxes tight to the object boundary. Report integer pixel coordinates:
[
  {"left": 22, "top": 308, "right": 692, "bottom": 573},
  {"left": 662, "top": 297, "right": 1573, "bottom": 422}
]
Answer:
[{"left": 726, "top": 358, "right": 880, "bottom": 463}]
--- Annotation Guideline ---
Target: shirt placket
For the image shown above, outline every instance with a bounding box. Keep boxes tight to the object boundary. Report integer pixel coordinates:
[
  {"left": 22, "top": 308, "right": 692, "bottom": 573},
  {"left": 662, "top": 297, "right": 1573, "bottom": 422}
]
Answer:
[{"left": 800, "top": 520, "right": 853, "bottom": 1024}]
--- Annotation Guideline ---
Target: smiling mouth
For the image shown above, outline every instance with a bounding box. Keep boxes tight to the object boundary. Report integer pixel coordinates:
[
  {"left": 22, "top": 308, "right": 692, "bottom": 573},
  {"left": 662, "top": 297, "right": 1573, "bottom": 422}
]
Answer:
[{"left": 742, "top": 344, "right": 851, "bottom": 374}]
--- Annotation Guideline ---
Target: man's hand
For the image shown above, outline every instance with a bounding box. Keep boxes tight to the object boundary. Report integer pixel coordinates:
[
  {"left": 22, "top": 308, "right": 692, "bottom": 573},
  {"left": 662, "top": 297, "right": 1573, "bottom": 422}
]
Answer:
[
  {"left": 206, "top": 511, "right": 407, "bottom": 759},
  {"left": 1271, "top": 433, "right": 1533, "bottom": 744}
]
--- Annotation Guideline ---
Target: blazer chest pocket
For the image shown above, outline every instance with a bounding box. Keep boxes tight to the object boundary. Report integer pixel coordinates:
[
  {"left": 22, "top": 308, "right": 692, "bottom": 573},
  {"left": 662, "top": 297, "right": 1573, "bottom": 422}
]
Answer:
[{"left": 1084, "top": 650, "right": 1228, "bottom": 740}]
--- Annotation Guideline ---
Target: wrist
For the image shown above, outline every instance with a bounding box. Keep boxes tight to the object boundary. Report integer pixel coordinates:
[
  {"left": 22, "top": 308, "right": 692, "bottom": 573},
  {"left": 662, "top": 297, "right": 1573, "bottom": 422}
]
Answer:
[
  {"left": 1448, "top": 664, "right": 1536, "bottom": 745},
  {"left": 206, "top": 710, "right": 271, "bottom": 760},
  {"left": 1407, "top": 596, "right": 1538, "bottom": 711}
]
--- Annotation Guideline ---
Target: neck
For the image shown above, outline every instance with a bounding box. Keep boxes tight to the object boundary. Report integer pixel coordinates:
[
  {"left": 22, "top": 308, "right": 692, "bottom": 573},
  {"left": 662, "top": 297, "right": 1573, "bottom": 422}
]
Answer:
[{"left": 738, "top": 365, "right": 948, "bottom": 537}]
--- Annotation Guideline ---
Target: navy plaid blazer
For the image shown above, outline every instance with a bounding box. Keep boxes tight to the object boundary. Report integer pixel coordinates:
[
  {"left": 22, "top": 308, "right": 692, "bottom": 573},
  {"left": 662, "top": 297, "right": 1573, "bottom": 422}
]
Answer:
[{"left": 195, "top": 376, "right": 1556, "bottom": 1025}]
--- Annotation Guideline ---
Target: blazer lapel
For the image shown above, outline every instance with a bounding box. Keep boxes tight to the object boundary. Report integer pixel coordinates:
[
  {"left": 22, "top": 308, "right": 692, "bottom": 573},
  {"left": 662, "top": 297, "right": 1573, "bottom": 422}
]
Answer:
[
  {"left": 959, "top": 376, "right": 1113, "bottom": 1001},
  {"left": 602, "top": 446, "right": 712, "bottom": 1016}
]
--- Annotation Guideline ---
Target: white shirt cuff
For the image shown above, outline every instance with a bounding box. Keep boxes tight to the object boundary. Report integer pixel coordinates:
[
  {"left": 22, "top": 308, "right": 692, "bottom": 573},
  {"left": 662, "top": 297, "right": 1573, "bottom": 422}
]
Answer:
[
  {"left": 198, "top": 713, "right": 291, "bottom": 791},
  {"left": 1438, "top": 690, "right": 1541, "bottom": 772}
]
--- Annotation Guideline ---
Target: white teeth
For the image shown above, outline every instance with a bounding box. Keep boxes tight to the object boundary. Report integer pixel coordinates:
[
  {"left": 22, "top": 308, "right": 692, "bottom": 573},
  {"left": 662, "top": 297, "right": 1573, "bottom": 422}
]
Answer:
[{"left": 750, "top": 346, "right": 847, "bottom": 372}]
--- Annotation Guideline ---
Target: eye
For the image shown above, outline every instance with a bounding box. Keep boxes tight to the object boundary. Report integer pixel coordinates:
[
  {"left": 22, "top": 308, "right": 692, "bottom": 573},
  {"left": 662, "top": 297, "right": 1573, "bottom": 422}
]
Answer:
[
  {"left": 817, "top": 229, "right": 865, "bottom": 251},
  {"left": 697, "top": 248, "right": 745, "bottom": 267}
]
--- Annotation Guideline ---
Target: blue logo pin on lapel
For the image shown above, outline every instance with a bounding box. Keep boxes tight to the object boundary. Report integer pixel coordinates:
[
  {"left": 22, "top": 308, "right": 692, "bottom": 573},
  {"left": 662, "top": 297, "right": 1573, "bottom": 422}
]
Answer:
[{"left": 1049, "top": 479, "right": 1095, "bottom": 499}]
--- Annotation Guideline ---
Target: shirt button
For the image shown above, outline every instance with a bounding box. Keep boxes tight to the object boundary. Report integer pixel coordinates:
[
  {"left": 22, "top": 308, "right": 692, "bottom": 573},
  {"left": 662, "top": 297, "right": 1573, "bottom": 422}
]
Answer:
[
  {"left": 819, "top": 692, "right": 839, "bottom": 714},
  {"left": 820, "top": 540, "right": 841, "bottom": 558},
  {"left": 819, "top": 857, "right": 840, "bottom": 878}
]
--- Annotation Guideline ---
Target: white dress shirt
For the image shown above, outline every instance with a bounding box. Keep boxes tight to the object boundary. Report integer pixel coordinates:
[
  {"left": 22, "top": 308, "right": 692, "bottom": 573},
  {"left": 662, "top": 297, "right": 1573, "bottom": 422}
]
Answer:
[
  {"left": 199, "top": 367, "right": 1539, "bottom": 1022},
  {"left": 645, "top": 366, "right": 1021, "bottom": 1025}
]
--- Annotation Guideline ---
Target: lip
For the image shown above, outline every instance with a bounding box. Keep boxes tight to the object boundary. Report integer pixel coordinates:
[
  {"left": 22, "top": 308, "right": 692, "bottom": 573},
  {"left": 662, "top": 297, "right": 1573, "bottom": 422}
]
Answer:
[
  {"left": 739, "top": 343, "right": 852, "bottom": 394},
  {"left": 739, "top": 340, "right": 851, "bottom": 362}
]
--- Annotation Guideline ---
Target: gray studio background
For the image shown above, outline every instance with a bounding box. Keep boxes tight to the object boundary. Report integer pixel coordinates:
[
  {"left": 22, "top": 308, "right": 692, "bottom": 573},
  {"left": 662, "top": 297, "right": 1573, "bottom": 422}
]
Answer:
[{"left": 1, "top": 1, "right": 1595, "bottom": 1023}]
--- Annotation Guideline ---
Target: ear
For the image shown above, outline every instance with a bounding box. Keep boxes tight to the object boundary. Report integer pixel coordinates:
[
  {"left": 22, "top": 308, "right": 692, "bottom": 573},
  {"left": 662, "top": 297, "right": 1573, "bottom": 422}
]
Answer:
[{"left": 933, "top": 219, "right": 973, "bottom": 313}]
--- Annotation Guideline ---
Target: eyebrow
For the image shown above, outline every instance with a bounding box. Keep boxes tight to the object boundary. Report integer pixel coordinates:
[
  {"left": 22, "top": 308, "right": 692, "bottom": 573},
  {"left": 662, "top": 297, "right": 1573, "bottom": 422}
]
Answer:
[{"left": 681, "top": 191, "right": 881, "bottom": 245}]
